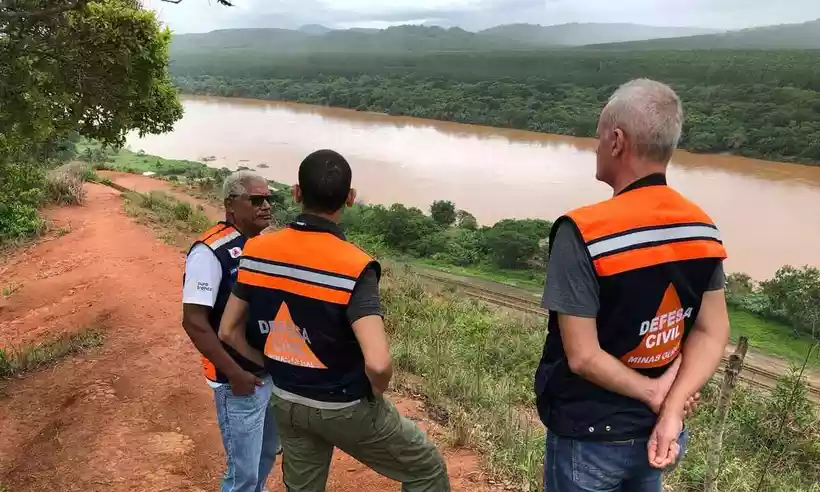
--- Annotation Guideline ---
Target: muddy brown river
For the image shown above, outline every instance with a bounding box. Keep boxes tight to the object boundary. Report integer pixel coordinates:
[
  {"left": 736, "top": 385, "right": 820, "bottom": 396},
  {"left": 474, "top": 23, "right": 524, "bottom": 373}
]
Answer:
[{"left": 127, "top": 95, "right": 820, "bottom": 280}]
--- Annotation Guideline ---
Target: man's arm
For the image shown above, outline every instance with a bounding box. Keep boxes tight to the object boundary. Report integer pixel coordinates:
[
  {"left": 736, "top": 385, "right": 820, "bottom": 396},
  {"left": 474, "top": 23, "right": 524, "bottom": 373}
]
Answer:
[
  {"left": 649, "top": 270, "right": 730, "bottom": 468},
  {"left": 182, "top": 303, "right": 247, "bottom": 380},
  {"left": 348, "top": 267, "right": 392, "bottom": 396},
  {"left": 182, "top": 245, "right": 246, "bottom": 381},
  {"left": 663, "top": 285, "right": 730, "bottom": 416},
  {"left": 218, "top": 293, "right": 265, "bottom": 368},
  {"left": 559, "top": 314, "right": 681, "bottom": 411},
  {"left": 351, "top": 315, "right": 393, "bottom": 396}
]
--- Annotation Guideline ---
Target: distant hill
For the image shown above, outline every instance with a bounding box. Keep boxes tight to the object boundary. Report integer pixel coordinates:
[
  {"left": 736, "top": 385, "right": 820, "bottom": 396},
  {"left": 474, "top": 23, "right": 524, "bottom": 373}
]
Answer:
[
  {"left": 171, "top": 19, "right": 820, "bottom": 58},
  {"left": 171, "top": 28, "right": 311, "bottom": 55},
  {"left": 588, "top": 19, "right": 820, "bottom": 50},
  {"left": 477, "top": 23, "right": 721, "bottom": 47},
  {"left": 298, "top": 24, "right": 332, "bottom": 36},
  {"left": 171, "top": 25, "right": 528, "bottom": 56}
]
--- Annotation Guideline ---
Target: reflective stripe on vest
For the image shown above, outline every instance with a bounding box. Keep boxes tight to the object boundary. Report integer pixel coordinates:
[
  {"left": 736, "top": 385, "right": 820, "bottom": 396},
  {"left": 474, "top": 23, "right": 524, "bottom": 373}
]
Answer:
[
  {"left": 567, "top": 185, "right": 727, "bottom": 276},
  {"left": 238, "top": 227, "right": 372, "bottom": 305}
]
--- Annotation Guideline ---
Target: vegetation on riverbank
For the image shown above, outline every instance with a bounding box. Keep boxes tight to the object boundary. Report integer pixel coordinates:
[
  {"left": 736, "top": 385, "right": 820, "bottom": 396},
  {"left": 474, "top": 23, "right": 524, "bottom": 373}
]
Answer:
[{"left": 171, "top": 49, "right": 820, "bottom": 165}]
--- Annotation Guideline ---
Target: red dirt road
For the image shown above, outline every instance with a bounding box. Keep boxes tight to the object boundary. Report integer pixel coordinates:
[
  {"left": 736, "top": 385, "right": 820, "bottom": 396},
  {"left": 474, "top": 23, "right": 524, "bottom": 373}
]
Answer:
[{"left": 0, "top": 183, "right": 500, "bottom": 492}]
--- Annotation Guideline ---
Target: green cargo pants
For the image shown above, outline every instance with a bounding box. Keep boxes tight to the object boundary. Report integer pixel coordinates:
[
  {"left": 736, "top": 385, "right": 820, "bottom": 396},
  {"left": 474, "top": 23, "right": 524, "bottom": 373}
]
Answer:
[{"left": 271, "top": 394, "right": 450, "bottom": 492}]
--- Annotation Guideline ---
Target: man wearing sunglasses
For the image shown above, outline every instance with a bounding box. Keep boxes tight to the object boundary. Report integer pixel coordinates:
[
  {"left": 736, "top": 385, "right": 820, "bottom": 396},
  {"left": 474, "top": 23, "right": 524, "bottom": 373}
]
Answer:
[{"left": 182, "top": 170, "right": 279, "bottom": 492}]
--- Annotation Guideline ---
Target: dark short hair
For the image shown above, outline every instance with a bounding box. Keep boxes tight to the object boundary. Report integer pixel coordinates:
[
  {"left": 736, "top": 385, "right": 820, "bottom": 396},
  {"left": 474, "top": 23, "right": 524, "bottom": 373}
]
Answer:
[{"left": 298, "top": 149, "right": 352, "bottom": 213}]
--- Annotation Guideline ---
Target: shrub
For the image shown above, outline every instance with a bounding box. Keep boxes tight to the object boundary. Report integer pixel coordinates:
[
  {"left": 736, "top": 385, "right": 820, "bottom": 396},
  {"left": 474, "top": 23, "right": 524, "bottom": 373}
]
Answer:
[
  {"left": 0, "top": 160, "right": 46, "bottom": 242},
  {"left": 430, "top": 200, "right": 457, "bottom": 228}
]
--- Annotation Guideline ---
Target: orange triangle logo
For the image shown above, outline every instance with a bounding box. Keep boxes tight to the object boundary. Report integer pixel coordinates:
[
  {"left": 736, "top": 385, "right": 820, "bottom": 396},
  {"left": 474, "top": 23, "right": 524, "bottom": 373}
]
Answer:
[
  {"left": 263, "top": 302, "right": 328, "bottom": 370},
  {"left": 620, "top": 284, "right": 689, "bottom": 369}
]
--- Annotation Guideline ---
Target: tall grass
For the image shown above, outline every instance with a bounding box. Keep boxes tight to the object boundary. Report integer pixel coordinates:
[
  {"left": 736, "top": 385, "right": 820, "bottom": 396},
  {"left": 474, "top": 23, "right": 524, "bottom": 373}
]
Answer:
[
  {"left": 380, "top": 269, "right": 820, "bottom": 491},
  {"left": 0, "top": 328, "right": 105, "bottom": 380},
  {"left": 383, "top": 267, "right": 546, "bottom": 490},
  {"left": 43, "top": 162, "right": 97, "bottom": 206},
  {"left": 122, "top": 190, "right": 212, "bottom": 235}
]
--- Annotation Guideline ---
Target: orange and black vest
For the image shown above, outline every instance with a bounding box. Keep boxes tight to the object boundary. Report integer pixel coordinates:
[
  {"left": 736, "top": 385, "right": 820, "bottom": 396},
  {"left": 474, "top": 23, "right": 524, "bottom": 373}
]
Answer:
[
  {"left": 535, "top": 175, "right": 727, "bottom": 440},
  {"left": 238, "top": 219, "right": 380, "bottom": 403},
  {"left": 186, "top": 222, "right": 265, "bottom": 383}
]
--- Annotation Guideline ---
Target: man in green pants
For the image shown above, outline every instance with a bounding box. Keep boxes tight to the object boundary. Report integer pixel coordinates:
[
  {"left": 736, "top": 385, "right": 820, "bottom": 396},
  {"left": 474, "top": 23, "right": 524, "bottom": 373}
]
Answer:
[{"left": 218, "top": 149, "right": 450, "bottom": 492}]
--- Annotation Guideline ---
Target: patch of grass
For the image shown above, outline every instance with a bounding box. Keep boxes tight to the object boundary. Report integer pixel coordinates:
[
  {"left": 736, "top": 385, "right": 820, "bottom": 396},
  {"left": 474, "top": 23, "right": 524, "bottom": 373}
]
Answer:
[
  {"left": 383, "top": 271, "right": 545, "bottom": 490},
  {"left": 2, "top": 282, "right": 22, "bottom": 297},
  {"left": 414, "top": 258, "right": 544, "bottom": 293},
  {"left": 0, "top": 328, "right": 105, "bottom": 380},
  {"left": 122, "top": 190, "right": 213, "bottom": 245},
  {"left": 729, "top": 307, "right": 820, "bottom": 368}
]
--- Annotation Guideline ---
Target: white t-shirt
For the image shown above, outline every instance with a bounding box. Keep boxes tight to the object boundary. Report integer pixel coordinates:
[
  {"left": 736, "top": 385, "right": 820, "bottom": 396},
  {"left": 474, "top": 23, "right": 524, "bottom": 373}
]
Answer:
[
  {"left": 183, "top": 243, "right": 224, "bottom": 388},
  {"left": 183, "top": 243, "right": 222, "bottom": 307}
]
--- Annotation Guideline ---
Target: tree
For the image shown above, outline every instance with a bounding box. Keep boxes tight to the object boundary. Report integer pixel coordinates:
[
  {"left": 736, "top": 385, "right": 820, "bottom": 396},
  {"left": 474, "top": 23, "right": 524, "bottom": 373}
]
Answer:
[
  {"left": 1, "top": 0, "right": 183, "bottom": 155},
  {"left": 761, "top": 266, "right": 820, "bottom": 339},
  {"left": 482, "top": 228, "right": 538, "bottom": 269},
  {"left": 0, "top": 0, "right": 183, "bottom": 239},
  {"left": 430, "top": 200, "right": 457, "bottom": 227},
  {"left": 456, "top": 209, "right": 478, "bottom": 230}
]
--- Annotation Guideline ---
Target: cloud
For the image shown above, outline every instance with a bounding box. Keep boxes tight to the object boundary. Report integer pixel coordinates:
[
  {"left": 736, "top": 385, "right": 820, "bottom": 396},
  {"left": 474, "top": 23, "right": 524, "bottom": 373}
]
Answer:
[{"left": 148, "top": 0, "right": 820, "bottom": 34}]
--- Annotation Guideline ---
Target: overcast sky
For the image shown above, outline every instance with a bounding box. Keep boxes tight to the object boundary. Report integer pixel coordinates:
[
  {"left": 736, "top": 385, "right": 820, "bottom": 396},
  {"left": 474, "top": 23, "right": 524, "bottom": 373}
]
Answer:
[{"left": 144, "top": 0, "right": 820, "bottom": 34}]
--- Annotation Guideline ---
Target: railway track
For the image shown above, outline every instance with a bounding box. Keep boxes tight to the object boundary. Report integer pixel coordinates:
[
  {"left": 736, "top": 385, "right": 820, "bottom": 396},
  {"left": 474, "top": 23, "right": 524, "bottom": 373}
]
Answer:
[{"left": 415, "top": 268, "right": 820, "bottom": 402}]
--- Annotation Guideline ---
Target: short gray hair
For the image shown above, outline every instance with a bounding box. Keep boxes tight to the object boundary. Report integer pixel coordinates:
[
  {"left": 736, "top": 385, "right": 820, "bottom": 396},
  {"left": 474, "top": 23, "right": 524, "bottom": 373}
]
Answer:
[
  {"left": 222, "top": 170, "right": 267, "bottom": 199},
  {"left": 600, "top": 79, "right": 683, "bottom": 164}
]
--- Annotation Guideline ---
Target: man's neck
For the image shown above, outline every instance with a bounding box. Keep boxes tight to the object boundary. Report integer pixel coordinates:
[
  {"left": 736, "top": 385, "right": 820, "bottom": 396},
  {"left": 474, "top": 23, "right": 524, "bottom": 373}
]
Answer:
[
  {"left": 611, "top": 162, "right": 667, "bottom": 196},
  {"left": 302, "top": 210, "right": 341, "bottom": 224}
]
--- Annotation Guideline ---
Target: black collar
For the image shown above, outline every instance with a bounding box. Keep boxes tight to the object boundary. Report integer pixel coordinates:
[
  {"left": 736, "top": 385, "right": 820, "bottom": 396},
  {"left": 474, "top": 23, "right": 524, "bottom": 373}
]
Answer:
[
  {"left": 617, "top": 173, "right": 668, "bottom": 196},
  {"left": 290, "top": 213, "right": 346, "bottom": 240}
]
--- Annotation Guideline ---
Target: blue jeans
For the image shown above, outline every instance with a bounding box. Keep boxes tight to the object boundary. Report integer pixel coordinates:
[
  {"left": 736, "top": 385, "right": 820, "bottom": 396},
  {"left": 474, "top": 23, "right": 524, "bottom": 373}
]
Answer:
[
  {"left": 544, "top": 429, "right": 688, "bottom": 492},
  {"left": 214, "top": 376, "right": 280, "bottom": 492}
]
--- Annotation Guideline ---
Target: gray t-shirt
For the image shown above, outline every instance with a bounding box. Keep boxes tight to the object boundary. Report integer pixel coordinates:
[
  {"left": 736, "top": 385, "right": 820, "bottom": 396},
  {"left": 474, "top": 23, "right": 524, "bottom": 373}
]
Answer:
[{"left": 542, "top": 221, "right": 725, "bottom": 317}]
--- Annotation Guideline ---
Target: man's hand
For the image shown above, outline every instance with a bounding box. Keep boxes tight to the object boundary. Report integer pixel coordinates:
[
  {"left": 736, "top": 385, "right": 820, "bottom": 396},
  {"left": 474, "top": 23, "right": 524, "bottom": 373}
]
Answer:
[
  {"left": 648, "top": 411, "right": 684, "bottom": 469},
  {"left": 684, "top": 392, "right": 701, "bottom": 418},
  {"left": 646, "top": 356, "right": 683, "bottom": 413},
  {"left": 228, "top": 369, "right": 264, "bottom": 396}
]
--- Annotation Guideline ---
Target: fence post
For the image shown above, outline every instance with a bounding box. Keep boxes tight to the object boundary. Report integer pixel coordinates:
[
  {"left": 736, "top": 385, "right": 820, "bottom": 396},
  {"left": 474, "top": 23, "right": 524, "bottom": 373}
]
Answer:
[{"left": 704, "top": 337, "right": 749, "bottom": 492}]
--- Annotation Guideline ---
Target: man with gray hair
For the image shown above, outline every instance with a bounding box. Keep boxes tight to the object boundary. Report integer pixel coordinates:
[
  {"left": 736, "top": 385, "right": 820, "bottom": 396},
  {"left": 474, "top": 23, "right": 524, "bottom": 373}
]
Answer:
[
  {"left": 534, "top": 79, "right": 730, "bottom": 491},
  {"left": 182, "top": 170, "right": 279, "bottom": 492}
]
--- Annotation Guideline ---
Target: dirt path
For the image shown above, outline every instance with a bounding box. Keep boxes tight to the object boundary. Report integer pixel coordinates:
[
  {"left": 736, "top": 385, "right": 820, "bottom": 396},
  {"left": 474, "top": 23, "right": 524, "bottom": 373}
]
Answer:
[{"left": 0, "top": 183, "right": 500, "bottom": 492}]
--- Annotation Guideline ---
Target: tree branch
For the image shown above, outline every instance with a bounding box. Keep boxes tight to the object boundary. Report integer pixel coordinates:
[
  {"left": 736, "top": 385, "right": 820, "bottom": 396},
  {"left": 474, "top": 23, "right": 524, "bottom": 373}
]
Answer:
[{"left": 0, "top": 0, "right": 88, "bottom": 20}]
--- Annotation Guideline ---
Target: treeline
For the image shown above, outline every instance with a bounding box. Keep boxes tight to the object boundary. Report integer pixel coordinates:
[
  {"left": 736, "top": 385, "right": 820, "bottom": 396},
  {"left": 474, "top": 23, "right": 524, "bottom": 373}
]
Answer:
[
  {"left": 268, "top": 188, "right": 552, "bottom": 272},
  {"left": 172, "top": 50, "right": 820, "bottom": 164},
  {"left": 727, "top": 269, "right": 820, "bottom": 341}
]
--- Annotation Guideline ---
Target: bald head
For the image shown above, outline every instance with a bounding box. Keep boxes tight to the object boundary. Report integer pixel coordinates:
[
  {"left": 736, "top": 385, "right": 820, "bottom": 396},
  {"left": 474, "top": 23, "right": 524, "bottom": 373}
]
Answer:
[{"left": 599, "top": 79, "right": 683, "bottom": 164}]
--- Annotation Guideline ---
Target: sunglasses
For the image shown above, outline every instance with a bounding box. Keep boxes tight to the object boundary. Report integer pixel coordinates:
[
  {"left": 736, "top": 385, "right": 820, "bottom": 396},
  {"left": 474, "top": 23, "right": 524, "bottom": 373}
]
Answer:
[{"left": 231, "top": 194, "right": 273, "bottom": 207}]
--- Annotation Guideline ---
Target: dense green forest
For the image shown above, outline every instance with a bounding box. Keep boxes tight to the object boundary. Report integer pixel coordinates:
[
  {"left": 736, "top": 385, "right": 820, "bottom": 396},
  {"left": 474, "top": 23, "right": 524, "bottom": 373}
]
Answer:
[{"left": 171, "top": 49, "right": 820, "bottom": 164}]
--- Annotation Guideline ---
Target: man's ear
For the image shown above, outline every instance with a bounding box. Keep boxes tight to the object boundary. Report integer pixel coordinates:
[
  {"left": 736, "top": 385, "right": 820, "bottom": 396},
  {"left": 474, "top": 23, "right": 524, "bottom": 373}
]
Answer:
[
  {"left": 292, "top": 184, "right": 303, "bottom": 204},
  {"left": 346, "top": 188, "right": 357, "bottom": 207},
  {"left": 224, "top": 197, "right": 234, "bottom": 216},
  {"left": 612, "top": 128, "right": 625, "bottom": 157}
]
